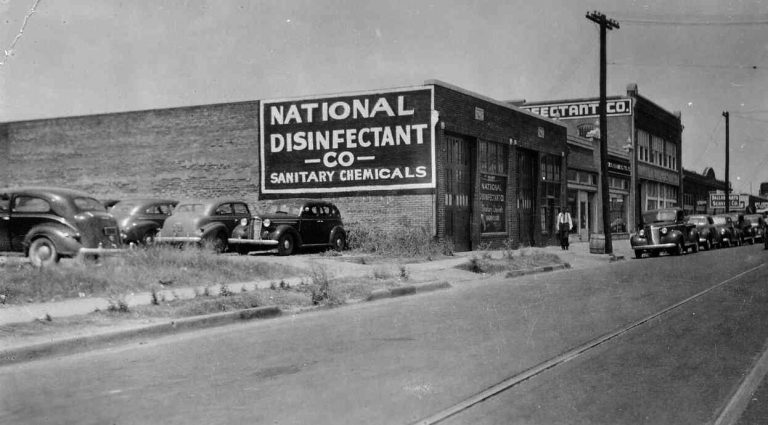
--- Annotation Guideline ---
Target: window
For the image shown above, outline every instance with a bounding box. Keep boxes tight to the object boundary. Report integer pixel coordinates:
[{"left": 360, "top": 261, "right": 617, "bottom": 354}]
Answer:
[
  {"left": 233, "top": 203, "right": 249, "bottom": 215},
  {"left": 479, "top": 140, "right": 507, "bottom": 175},
  {"left": 638, "top": 130, "right": 650, "bottom": 163},
  {"left": 644, "top": 182, "right": 679, "bottom": 211},
  {"left": 0, "top": 193, "right": 9, "bottom": 212},
  {"left": 479, "top": 140, "right": 508, "bottom": 233},
  {"left": 651, "top": 135, "right": 664, "bottom": 165},
  {"left": 541, "top": 155, "right": 561, "bottom": 182},
  {"left": 639, "top": 129, "right": 678, "bottom": 171},
  {"left": 610, "top": 194, "right": 627, "bottom": 232},
  {"left": 215, "top": 204, "right": 233, "bottom": 215},
  {"left": 665, "top": 141, "right": 677, "bottom": 171},
  {"left": 13, "top": 196, "right": 50, "bottom": 213}
]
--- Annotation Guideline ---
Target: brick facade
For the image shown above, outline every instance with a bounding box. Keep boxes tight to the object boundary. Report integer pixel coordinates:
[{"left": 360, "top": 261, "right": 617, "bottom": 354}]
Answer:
[{"left": 1, "top": 80, "right": 568, "bottom": 250}]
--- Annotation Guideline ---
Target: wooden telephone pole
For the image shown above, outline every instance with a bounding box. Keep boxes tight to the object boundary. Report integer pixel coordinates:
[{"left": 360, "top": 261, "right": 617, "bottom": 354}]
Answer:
[
  {"left": 586, "top": 11, "right": 619, "bottom": 254},
  {"left": 723, "top": 111, "right": 730, "bottom": 213}
]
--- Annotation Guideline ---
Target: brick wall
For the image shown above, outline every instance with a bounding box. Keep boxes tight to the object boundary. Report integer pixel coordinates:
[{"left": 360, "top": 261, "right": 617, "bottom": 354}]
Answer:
[{"left": 1, "top": 101, "right": 435, "bottom": 235}]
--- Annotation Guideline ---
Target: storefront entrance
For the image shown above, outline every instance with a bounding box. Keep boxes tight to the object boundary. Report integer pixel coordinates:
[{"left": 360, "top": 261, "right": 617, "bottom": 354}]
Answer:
[{"left": 445, "top": 134, "right": 472, "bottom": 251}]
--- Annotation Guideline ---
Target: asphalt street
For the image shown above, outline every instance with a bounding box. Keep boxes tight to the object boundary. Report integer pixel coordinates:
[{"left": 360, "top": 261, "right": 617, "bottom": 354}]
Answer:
[{"left": 1, "top": 244, "right": 766, "bottom": 425}]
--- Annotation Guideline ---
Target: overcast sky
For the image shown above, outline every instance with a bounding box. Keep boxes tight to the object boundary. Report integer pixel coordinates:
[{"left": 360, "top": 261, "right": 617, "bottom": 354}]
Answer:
[{"left": 1, "top": 0, "right": 767, "bottom": 194}]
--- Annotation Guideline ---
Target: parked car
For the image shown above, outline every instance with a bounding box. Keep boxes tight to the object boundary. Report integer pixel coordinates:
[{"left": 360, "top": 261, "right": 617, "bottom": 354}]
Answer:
[
  {"left": 631, "top": 208, "right": 699, "bottom": 258},
  {"left": 685, "top": 214, "right": 721, "bottom": 250},
  {"left": 744, "top": 214, "right": 766, "bottom": 243},
  {"left": 109, "top": 198, "right": 178, "bottom": 245},
  {"left": 727, "top": 213, "right": 756, "bottom": 244},
  {"left": 155, "top": 198, "right": 251, "bottom": 252},
  {"left": 0, "top": 187, "right": 123, "bottom": 266},
  {"left": 712, "top": 214, "right": 742, "bottom": 247},
  {"left": 229, "top": 199, "right": 346, "bottom": 256}
]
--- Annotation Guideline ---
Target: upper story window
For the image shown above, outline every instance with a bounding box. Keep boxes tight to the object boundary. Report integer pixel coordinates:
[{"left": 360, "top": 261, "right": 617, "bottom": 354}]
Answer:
[{"left": 638, "top": 129, "right": 677, "bottom": 171}]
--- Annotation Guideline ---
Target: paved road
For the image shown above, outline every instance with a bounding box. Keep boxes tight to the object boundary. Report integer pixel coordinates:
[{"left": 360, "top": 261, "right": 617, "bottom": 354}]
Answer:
[{"left": 1, "top": 244, "right": 765, "bottom": 424}]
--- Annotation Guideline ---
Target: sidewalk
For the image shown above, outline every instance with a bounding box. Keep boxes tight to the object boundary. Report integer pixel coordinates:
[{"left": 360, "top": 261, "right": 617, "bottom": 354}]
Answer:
[{"left": 0, "top": 240, "right": 632, "bottom": 327}]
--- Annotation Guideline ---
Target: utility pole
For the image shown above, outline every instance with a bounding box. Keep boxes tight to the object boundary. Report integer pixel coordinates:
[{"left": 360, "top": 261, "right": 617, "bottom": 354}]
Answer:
[
  {"left": 723, "top": 111, "right": 729, "bottom": 213},
  {"left": 586, "top": 11, "right": 619, "bottom": 255}
]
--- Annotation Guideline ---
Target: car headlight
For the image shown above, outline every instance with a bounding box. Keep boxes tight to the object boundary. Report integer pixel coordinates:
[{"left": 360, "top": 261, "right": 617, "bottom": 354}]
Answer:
[
  {"left": 240, "top": 218, "right": 248, "bottom": 226},
  {"left": 639, "top": 229, "right": 645, "bottom": 237},
  {"left": 660, "top": 227, "right": 668, "bottom": 235},
  {"left": 263, "top": 219, "right": 271, "bottom": 228},
  {"left": 721, "top": 229, "right": 726, "bottom": 235}
]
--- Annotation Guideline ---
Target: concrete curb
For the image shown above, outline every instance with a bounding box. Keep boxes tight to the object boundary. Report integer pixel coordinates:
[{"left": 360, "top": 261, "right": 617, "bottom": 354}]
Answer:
[
  {"left": 366, "top": 281, "right": 452, "bottom": 301},
  {"left": 505, "top": 263, "right": 572, "bottom": 278},
  {"left": 0, "top": 306, "right": 281, "bottom": 368}
]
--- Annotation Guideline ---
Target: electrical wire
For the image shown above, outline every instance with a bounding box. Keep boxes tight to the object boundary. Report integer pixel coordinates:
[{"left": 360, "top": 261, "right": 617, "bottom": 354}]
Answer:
[{"left": 619, "top": 17, "right": 768, "bottom": 26}]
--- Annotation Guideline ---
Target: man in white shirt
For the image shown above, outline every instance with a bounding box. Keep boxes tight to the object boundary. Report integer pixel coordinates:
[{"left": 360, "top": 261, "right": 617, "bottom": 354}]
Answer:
[{"left": 556, "top": 207, "right": 573, "bottom": 250}]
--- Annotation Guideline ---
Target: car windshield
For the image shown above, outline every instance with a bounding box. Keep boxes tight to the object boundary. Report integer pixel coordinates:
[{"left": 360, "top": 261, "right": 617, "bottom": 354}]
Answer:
[
  {"left": 687, "top": 216, "right": 708, "bottom": 225},
  {"left": 746, "top": 216, "right": 762, "bottom": 224},
  {"left": 110, "top": 202, "right": 139, "bottom": 214},
  {"left": 266, "top": 203, "right": 302, "bottom": 216},
  {"left": 175, "top": 203, "right": 206, "bottom": 213},
  {"left": 643, "top": 210, "right": 677, "bottom": 223},
  {"left": 74, "top": 197, "right": 107, "bottom": 212}
]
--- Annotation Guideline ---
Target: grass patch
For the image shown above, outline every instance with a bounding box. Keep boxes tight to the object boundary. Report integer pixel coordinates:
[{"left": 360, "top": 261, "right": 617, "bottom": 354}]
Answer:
[
  {"left": 458, "top": 247, "right": 565, "bottom": 274},
  {"left": 0, "top": 246, "right": 305, "bottom": 304},
  {"left": 346, "top": 224, "right": 454, "bottom": 260}
]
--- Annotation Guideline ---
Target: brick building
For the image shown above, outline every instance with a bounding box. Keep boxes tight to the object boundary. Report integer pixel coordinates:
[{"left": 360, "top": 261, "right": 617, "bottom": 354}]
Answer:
[
  {"left": 519, "top": 83, "right": 684, "bottom": 235},
  {"left": 0, "top": 80, "right": 567, "bottom": 251},
  {"left": 682, "top": 167, "right": 727, "bottom": 215}
]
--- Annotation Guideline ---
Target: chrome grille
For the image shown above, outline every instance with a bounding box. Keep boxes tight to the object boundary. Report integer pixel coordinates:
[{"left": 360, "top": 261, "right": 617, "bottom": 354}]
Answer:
[
  {"left": 252, "top": 218, "right": 263, "bottom": 239},
  {"left": 103, "top": 227, "right": 117, "bottom": 236}
]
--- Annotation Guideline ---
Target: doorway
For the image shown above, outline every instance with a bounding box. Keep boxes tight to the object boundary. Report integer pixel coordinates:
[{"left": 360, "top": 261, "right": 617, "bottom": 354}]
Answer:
[
  {"left": 445, "top": 134, "right": 472, "bottom": 251},
  {"left": 517, "top": 149, "right": 537, "bottom": 246}
]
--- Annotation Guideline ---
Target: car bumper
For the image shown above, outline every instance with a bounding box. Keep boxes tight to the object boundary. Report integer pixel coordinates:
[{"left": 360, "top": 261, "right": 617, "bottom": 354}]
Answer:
[
  {"left": 155, "top": 236, "right": 203, "bottom": 244},
  {"left": 227, "top": 238, "right": 279, "bottom": 247},
  {"left": 631, "top": 243, "right": 677, "bottom": 250}
]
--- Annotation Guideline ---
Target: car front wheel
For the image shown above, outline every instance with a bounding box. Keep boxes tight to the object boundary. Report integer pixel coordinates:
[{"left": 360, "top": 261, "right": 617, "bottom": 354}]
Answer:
[
  {"left": 331, "top": 231, "right": 346, "bottom": 252},
  {"left": 28, "top": 237, "right": 59, "bottom": 267},
  {"left": 277, "top": 233, "right": 295, "bottom": 256}
]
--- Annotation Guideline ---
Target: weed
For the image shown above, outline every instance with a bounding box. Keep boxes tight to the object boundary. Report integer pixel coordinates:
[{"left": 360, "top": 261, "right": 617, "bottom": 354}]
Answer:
[
  {"left": 279, "top": 280, "right": 290, "bottom": 290},
  {"left": 307, "top": 265, "right": 341, "bottom": 306},
  {"left": 151, "top": 287, "right": 160, "bottom": 306},
  {"left": 202, "top": 286, "right": 211, "bottom": 297},
  {"left": 270, "top": 282, "right": 277, "bottom": 290},
  {"left": 219, "top": 284, "right": 234, "bottom": 297},
  {"left": 399, "top": 265, "right": 409, "bottom": 281},
  {"left": 468, "top": 257, "right": 485, "bottom": 274},
  {"left": 346, "top": 224, "right": 452, "bottom": 259},
  {"left": 241, "top": 285, "right": 248, "bottom": 293},
  {"left": 107, "top": 298, "right": 130, "bottom": 313}
]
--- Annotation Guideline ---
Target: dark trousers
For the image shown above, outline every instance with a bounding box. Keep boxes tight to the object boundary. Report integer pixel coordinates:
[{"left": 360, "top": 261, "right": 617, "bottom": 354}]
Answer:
[{"left": 558, "top": 223, "right": 570, "bottom": 249}]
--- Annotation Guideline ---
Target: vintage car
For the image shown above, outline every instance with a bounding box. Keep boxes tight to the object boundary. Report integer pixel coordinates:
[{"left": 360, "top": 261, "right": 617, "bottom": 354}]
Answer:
[
  {"left": 109, "top": 198, "right": 178, "bottom": 245},
  {"left": 685, "top": 214, "right": 721, "bottom": 250},
  {"left": 0, "top": 187, "right": 123, "bottom": 266},
  {"left": 229, "top": 199, "right": 346, "bottom": 256},
  {"left": 155, "top": 198, "right": 251, "bottom": 252},
  {"left": 744, "top": 214, "right": 766, "bottom": 243},
  {"left": 631, "top": 208, "right": 700, "bottom": 258},
  {"left": 726, "top": 213, "right": 756, "bottom": 244},
  {"left": 712, "top": 214, "right": 741, "bottom": 247}
]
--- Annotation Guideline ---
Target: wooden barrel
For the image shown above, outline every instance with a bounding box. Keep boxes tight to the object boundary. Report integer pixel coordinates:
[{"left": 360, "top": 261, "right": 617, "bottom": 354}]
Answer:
[{"left": 589, "top": 234, "right": 606, "bottom": 254}]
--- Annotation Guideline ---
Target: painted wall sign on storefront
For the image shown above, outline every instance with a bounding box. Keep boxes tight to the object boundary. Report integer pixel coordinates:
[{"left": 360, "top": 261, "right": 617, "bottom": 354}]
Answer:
[
  {"left": 260, "top": 87, "right": 436, "bottom": 194},
  {"left": 521, "top": 99, "right": 632, "bottom": 119},
  {"left": 480, "top": 174, "right": 506, "bottom": 233},
  {"left": 709, "top": 193, "right": 748, "bottom": 209}
]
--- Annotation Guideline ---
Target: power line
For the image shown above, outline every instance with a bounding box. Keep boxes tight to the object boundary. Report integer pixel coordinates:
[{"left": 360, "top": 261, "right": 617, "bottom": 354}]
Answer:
[
  {"left": 730, "top": 114, "right": 768, "bottom": 125},
  {"left": 619, "top": 17, "right": 768, "bottom": 26},
  {"left": 609, "top": 61, "right": 764, "bottom": 71}
]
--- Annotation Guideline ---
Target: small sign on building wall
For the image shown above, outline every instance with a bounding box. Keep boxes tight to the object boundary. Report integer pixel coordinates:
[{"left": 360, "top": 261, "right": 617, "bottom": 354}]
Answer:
[
  {"left": 537, "top": 127, "right": 545, "bottom": 138},
  {"left": 474, "top": 107, "right": 484, "bottom": 121}
]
